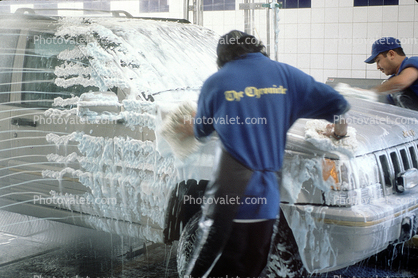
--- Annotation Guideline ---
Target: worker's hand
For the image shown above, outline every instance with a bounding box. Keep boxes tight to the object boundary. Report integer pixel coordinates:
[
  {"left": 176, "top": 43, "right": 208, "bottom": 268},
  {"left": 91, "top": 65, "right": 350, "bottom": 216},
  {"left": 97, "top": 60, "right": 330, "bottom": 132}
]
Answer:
[{"left": 322, "top": 122, "right": 348, "bottom": 140}]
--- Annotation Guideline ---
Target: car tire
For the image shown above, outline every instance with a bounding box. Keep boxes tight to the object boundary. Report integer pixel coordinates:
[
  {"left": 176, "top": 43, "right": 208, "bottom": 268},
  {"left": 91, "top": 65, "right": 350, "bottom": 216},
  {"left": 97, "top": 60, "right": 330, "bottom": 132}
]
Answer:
[
  {"left": 264, "top": 211, "right": 308, "bottom": 278},
  {"left": 177, "top": 211, "right": 201, "bottom": 278}
]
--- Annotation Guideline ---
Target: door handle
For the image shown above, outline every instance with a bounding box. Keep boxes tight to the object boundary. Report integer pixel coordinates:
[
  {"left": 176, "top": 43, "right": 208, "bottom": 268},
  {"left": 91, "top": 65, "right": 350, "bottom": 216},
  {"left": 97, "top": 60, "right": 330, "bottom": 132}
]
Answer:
[{"left": 11, "top": 117, "right": 37, "bottom": 127}]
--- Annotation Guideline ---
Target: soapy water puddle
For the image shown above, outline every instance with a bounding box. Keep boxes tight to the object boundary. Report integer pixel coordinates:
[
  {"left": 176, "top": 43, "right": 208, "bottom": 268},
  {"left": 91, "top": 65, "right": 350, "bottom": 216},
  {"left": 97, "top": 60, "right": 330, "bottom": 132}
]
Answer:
[
  {"left": 0, "top": 210, "right": 177, "bottom": 278},
  {"left": 0, "top": 240, "right": 178, "bottom": 278},
  {"left": 0, "top": 210, "right": 417, "bottom": 278}
]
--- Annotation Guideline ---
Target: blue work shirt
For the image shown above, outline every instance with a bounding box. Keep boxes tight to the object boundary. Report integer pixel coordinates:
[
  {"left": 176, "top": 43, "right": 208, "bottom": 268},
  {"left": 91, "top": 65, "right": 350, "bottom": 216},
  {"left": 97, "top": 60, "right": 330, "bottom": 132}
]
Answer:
[
  {"left": 194, "top": 52, "right": 349, "bottom": 220},
  {"left": 394, "top": 57, "right": 418, "bottom": 96}
]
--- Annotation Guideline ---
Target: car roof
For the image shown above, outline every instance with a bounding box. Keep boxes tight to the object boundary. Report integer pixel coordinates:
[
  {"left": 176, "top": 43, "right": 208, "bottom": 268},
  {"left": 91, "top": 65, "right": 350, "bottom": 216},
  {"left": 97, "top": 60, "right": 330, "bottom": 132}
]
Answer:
[{"left": 1, "top": 8, "right": 191, "bottom": 23}]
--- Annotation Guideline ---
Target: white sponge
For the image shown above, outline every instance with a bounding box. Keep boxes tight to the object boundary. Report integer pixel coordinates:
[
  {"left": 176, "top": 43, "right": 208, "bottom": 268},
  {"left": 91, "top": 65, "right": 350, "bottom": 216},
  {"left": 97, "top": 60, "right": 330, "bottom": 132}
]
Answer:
[
  {"left": 159, "top": 101, "right": 201, "bottom": 160},
  {"left": 305, "top": 119, "right": 358, "bottom": 157}
]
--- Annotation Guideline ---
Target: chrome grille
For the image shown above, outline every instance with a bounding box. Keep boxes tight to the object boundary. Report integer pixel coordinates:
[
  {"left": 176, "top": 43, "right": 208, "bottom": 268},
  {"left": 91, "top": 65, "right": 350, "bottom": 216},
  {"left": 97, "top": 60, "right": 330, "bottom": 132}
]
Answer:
[{"left": 375, "top": 142, "right": 418, "bottom": 192}]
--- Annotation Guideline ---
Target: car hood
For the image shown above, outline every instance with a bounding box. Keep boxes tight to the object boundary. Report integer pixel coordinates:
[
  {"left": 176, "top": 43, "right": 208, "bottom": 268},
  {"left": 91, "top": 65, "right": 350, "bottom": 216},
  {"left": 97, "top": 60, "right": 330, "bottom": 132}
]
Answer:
[{"left": 286, "top": 97, "right": 418, "bottom": 158}]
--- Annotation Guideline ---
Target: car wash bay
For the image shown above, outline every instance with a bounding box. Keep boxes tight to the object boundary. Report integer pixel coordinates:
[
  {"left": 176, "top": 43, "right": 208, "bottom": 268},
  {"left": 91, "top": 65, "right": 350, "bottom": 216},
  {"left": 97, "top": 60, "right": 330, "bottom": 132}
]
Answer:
[
  {"left": 1, "top": 2, "right": 418, "bottom": 278},
  {"left": 0, "top": 210, "right": 417, "bottom": 278}
]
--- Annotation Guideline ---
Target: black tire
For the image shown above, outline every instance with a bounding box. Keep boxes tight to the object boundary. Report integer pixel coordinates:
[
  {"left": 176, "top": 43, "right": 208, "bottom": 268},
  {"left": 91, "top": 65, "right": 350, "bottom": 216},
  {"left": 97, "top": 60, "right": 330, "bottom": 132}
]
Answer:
[
  {"left": 265, "top": 211, "right": 307, "bottom": 278},
  {"left": 177, "top": 211, "right": 201, "bottom": 278}
]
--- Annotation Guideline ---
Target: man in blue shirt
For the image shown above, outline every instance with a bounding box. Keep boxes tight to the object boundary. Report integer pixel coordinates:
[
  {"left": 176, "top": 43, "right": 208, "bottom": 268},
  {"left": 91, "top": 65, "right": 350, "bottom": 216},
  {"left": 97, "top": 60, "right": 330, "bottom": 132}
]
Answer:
[
  {"left": 365, "top": 37, "right": 418, "bottom": 110},
  {"left": 181, "top": 30, "right": 349, "bottom": 278}
]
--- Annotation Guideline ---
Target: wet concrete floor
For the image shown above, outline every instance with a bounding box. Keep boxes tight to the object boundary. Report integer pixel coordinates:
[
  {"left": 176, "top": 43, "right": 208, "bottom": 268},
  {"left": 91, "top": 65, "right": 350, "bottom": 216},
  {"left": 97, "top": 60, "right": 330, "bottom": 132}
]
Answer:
[{"left": 0, "top": 210, "right": 417, "bottom": 278}]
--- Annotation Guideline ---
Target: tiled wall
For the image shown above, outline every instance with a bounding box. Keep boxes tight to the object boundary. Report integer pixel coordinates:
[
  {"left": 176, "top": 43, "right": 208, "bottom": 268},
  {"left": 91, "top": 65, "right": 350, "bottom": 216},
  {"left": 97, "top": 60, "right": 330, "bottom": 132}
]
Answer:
[
  {"left": 2, "top": 0, "right": 417, "bottom": 83},
  {"left": 201, "top": 0, "right": 418, "bottom": 83}
]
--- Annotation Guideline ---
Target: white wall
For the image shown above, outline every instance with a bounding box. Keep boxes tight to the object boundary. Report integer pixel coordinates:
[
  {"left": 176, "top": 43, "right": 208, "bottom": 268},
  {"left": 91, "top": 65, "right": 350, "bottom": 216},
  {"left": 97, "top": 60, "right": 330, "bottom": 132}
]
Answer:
[
  {"left": 2, "top": 0, "right": 417, "bottom": 83},
  {"left": 200, "top": 0, "right": 418, "bottom": 83}
]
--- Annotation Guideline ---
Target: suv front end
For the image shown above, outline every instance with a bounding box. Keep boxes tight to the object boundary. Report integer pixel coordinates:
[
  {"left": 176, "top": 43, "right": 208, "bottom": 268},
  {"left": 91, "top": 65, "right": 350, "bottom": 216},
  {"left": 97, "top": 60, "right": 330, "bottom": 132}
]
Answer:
[{"left": 277, "top": 97, "right": 418, "bottom": 274}]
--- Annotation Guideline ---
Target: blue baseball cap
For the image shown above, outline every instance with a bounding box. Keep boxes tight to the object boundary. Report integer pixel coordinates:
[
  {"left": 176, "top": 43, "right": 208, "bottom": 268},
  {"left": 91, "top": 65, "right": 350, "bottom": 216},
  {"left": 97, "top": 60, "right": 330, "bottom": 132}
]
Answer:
[{"left": 364, "top": 37, "right": 402, "bottom": 64}]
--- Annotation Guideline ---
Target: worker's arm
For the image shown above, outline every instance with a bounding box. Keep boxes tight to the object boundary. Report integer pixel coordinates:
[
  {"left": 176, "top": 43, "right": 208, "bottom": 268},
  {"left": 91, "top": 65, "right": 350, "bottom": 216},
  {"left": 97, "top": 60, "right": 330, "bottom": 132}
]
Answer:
[{"left": 373, "top": 67, "right": 418, "bottom": 95}]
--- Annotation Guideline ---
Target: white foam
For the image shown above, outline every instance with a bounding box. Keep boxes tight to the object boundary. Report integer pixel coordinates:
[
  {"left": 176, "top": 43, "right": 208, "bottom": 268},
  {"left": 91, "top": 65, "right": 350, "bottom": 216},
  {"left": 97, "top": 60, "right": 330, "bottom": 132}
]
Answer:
[
  {"left": 334, "top": 83, "right": 379, "bottom": 102},
  {"left": 305, "top": 119, "right": 358, "bottom": 157}
]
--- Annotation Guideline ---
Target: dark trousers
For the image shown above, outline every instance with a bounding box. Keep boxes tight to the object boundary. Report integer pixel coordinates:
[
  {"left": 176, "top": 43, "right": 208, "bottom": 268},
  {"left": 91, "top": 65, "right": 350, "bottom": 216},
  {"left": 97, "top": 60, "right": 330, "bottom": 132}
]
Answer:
[{"left": 208, "top": 219, "right": 276, "bottom": 278}]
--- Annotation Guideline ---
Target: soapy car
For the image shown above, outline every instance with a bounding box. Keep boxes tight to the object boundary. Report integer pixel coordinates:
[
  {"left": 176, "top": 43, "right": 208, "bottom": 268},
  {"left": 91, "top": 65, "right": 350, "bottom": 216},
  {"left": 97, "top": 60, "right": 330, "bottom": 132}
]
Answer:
[{"left": 0, "top": 9, "right": 417, "bottom": 276}]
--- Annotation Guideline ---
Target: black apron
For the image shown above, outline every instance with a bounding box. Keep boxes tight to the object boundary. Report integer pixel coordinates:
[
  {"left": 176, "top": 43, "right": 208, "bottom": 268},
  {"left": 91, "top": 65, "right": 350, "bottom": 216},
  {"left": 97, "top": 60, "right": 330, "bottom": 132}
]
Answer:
[{"left": 184, "top": 144, "right": 254, "bottom": 277}]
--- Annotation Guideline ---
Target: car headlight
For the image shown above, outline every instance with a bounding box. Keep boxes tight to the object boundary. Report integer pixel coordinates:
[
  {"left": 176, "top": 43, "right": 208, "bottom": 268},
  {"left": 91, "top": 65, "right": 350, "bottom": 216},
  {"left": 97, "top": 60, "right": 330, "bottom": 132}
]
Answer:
[
  {"left": 322, "top": 158, "right": 350, "bottom": 190},
  {"left": 322, "top": 159, "right": 339, "bottom": 186},
  {"left": 322, "top": 156, "right": 383, "bottom": 206}
]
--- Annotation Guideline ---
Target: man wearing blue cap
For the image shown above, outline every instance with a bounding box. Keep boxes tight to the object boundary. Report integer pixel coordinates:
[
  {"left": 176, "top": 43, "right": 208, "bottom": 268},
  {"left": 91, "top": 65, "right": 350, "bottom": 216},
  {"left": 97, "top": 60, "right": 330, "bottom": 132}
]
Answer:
[{"left": 365, "top": 37, "right": 418, "bottom": 110}]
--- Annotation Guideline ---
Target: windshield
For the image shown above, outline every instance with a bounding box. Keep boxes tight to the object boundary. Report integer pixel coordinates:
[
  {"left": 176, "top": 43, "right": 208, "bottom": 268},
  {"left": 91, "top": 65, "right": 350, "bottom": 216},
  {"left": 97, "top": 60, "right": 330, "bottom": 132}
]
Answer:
[
  {"left": 52, "top": 17, "right": 218, "bottom": 102},
  {"left": 1, "top": 16, "right": 218, "bottom": 108},
  {"left": 21, "top": 31, "right": 100, "bottom": 108}
]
